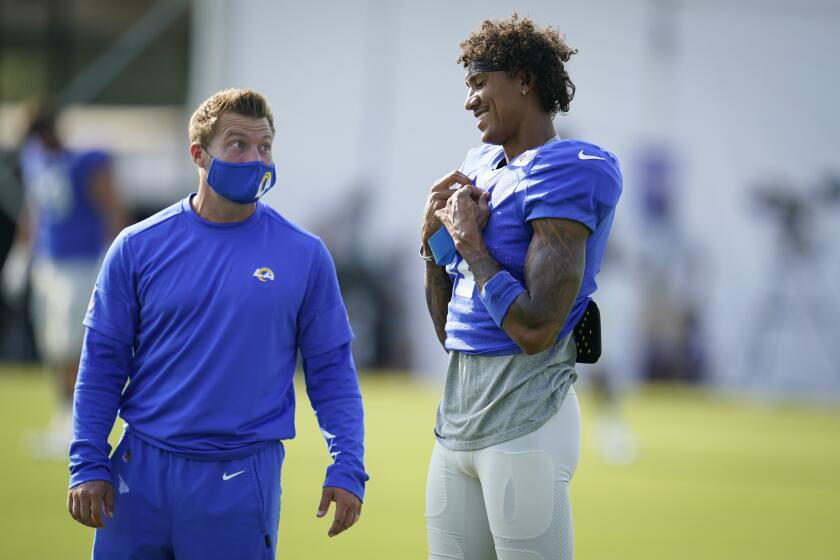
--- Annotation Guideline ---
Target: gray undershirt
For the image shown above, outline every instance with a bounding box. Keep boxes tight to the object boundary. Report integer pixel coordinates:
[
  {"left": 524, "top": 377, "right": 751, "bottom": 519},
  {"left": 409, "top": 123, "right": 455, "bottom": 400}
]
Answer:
[{"left": 435, "top": 334, "right": 577, "bottom": 451}]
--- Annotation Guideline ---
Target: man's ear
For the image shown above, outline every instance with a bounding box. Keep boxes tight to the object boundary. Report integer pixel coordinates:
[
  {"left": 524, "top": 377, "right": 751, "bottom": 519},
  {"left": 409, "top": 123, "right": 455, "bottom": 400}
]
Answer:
[
  {"left": 518, "top": 71, "right": 535, "bottom": 94},
  {"left": 189, "top": 143, "right": 207, "bottom": 168}
]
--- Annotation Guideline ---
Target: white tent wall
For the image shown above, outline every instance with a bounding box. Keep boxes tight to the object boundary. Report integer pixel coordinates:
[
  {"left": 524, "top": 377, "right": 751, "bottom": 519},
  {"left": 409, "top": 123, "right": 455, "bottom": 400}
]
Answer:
[{"left": 188, "top": 0, "right": 840, "bottom": 394}]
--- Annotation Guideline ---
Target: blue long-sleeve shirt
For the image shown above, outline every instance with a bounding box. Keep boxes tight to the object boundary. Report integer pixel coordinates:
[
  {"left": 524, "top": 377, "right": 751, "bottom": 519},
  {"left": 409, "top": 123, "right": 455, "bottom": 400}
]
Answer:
[{"left": 68, "top": 196, "right": 368, "bottom": 500}]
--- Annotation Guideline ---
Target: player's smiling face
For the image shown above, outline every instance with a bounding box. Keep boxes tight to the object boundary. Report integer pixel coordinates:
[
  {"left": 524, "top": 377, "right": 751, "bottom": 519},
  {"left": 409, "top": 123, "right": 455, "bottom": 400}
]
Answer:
[{"left": 464, "top": 71, "right": 527, "bottom": 145}]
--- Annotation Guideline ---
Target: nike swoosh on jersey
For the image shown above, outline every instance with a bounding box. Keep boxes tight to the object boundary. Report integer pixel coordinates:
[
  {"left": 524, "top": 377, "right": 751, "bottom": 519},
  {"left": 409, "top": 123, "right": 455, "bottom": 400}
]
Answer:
[
  {"left": 578, "top": 150, "right": 605, "bottom": 161},
  {"left": 222, "top": 470, "right": 245, "bottom": 481}
]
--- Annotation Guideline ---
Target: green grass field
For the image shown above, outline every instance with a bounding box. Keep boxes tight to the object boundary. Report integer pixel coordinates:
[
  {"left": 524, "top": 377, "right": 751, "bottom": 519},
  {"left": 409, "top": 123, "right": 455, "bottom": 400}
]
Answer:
[{"left": 1, "top": 367, "right": 839, "bottom": 559}]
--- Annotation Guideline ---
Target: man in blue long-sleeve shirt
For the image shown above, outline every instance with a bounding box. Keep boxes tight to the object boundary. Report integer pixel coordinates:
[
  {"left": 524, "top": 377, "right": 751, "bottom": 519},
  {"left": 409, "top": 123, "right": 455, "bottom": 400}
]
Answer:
[{"left": 66, "top": 88, "right": 368, "bottom": 559}]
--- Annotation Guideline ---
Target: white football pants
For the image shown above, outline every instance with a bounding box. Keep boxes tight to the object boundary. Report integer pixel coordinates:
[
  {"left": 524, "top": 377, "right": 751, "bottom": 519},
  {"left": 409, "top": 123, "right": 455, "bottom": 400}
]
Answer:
[{"left": 426, "top": 388, "right": 581, "bottom": 560}]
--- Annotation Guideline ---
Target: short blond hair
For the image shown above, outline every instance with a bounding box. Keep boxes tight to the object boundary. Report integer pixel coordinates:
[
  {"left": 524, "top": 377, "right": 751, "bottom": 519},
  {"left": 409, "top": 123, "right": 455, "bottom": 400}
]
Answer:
[{"left": 188, "top": 88, "right": 275, "bottom": 146}]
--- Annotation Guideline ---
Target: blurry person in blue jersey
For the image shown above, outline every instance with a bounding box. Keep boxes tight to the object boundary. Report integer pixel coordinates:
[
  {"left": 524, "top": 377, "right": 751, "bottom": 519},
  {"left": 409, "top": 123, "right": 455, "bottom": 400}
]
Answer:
[
  {"left": 420, "top": 15, "right": 621, "bottom": 560},
  {"left": 9, "top": 101, "right": 127, "bottom": 459},
  {"left": 66, "top": 89, "right": 367, "bottom": 558}
]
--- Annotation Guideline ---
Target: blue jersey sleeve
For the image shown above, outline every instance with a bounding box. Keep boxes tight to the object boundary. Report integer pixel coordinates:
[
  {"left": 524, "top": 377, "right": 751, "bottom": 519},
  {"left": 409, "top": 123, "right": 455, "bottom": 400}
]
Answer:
[
  {"left": 297, "top": 241, "right": 353, "bottom": 359},
  {"left": 69, "top": 328, "right": 132, "bottom": 488},
  {"left": 522, "top": 155, "right": 620, "bottom": 232},
  {"left": 83, "top": 232, "right": 139, "bottom": 345}
]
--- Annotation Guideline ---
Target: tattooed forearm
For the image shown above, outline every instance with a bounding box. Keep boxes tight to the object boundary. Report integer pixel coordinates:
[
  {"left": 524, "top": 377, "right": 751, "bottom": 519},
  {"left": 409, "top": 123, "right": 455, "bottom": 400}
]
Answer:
[
  {"left": 466, "top": 253, "right": 502, "bottom": 292},
  {"left": 424, "top": 261, "right": 453, "bottom": 346}
]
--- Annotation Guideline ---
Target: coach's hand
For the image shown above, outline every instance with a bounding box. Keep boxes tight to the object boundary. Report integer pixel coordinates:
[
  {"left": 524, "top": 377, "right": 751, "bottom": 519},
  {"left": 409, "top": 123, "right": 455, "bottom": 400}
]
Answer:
[
  {"left": 421, "top": 171, "right": 485, "bottom": 243},
  {"left": 68, "top": 480, "right": 114, "bottom": 529},
  {"left": 316, "top": 486, "right": 361, "bottom": 537}
]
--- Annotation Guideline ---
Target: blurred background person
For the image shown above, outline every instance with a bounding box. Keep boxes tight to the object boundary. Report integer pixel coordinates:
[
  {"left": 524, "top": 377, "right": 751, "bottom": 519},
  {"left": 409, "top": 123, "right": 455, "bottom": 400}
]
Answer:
[
  {"left": 635, "top": 147, "right": 706, "bottom": 385},
  {"left": 579, "top": 237, "right": 641, "bottom": 466},
  {"left": 5, "top": 101, "right": 127, "bottom": 458}
]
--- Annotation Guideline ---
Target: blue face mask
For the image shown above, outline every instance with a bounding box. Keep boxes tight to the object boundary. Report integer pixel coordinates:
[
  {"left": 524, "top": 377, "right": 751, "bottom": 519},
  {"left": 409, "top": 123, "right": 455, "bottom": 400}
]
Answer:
[{"left": 205, "top": 154, "right": 277, "bottom": 204}]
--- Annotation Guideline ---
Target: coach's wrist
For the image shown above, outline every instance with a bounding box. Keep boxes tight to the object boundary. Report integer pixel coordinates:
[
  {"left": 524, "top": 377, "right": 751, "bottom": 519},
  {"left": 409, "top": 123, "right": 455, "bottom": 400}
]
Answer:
[{"left": 69, "top": 470, "right": 112, "bottom": 490}]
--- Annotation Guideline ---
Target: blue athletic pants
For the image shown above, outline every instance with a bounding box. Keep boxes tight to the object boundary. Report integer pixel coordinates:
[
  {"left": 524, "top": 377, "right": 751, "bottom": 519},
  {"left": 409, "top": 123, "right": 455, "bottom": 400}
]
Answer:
[{"left": 91, "top": 433, "right": 284, "bottom": 559}]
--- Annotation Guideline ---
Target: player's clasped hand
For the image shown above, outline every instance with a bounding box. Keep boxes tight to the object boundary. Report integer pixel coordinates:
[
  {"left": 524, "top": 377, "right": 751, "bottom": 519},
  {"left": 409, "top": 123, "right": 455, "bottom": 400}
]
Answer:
[
  {"left": 434, "top": 185, "right": 490, "bottom": 256},
  {"left": 67, "top": 480, "right": 114, "bottom": 529},
  {"left": 421, "top": 170, "right": 487, "bottom": 242},
  {"left": 316, "top": 486, "right": 362, "bottom": 537}
]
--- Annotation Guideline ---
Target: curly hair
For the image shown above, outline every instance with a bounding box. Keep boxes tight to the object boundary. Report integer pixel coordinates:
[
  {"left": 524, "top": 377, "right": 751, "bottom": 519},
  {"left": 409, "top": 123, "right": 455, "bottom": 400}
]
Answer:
[
  {"left": 457, "top": 13, "right": 577, "bottom": 115},
  {"left": 189, "top": 88, "right": 275, "bottom": 147}
]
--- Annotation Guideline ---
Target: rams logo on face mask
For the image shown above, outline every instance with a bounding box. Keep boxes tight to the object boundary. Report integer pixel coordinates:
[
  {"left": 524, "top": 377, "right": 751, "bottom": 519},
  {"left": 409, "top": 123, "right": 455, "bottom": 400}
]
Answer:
[
  {"left": 253, "top": 267, "right": 275, "bottom": 282},
  {"left": 256, "top": 171, "right": 273, "bottom": 198}
]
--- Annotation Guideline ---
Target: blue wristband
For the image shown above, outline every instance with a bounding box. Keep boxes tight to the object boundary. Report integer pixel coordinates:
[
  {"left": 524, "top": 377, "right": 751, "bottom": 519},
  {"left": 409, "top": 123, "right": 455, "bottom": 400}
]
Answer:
[
  {"left": 428, "top": 227, "right": 457, "bottom": 265},
  {"left": 480, "top": 270, "right": 526, "bottom": 327}
]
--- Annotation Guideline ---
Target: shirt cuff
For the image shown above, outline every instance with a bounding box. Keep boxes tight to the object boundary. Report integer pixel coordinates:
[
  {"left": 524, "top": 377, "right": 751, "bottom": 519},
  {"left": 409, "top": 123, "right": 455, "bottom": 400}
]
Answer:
[
  {"left": 324, "top": 463, "right": 369, "bottom": 503},
  {"left": 69, "top": 467, "right": 112, "bottom": 489}
]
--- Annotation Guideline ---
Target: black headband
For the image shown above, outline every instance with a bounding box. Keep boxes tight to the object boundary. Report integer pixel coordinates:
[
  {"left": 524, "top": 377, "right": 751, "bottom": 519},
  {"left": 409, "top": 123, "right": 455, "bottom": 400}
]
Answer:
[{"left": 465, "top": 59, "right": 509, "bottom": 78}]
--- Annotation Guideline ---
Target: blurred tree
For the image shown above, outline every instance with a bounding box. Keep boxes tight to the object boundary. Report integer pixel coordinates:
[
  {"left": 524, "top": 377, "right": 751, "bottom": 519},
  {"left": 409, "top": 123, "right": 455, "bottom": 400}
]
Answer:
[{"left": 0, "top": 0, "right": 189, "bottom": 105}]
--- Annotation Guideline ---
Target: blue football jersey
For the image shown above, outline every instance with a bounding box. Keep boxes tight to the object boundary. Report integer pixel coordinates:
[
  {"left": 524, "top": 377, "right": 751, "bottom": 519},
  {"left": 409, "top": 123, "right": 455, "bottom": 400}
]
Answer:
[
  {"left": 444, "top": 139, "right": 622, "bottom": 355},
  {"left": 19, "top": 139, "right": 110, "bottom": 260}
]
